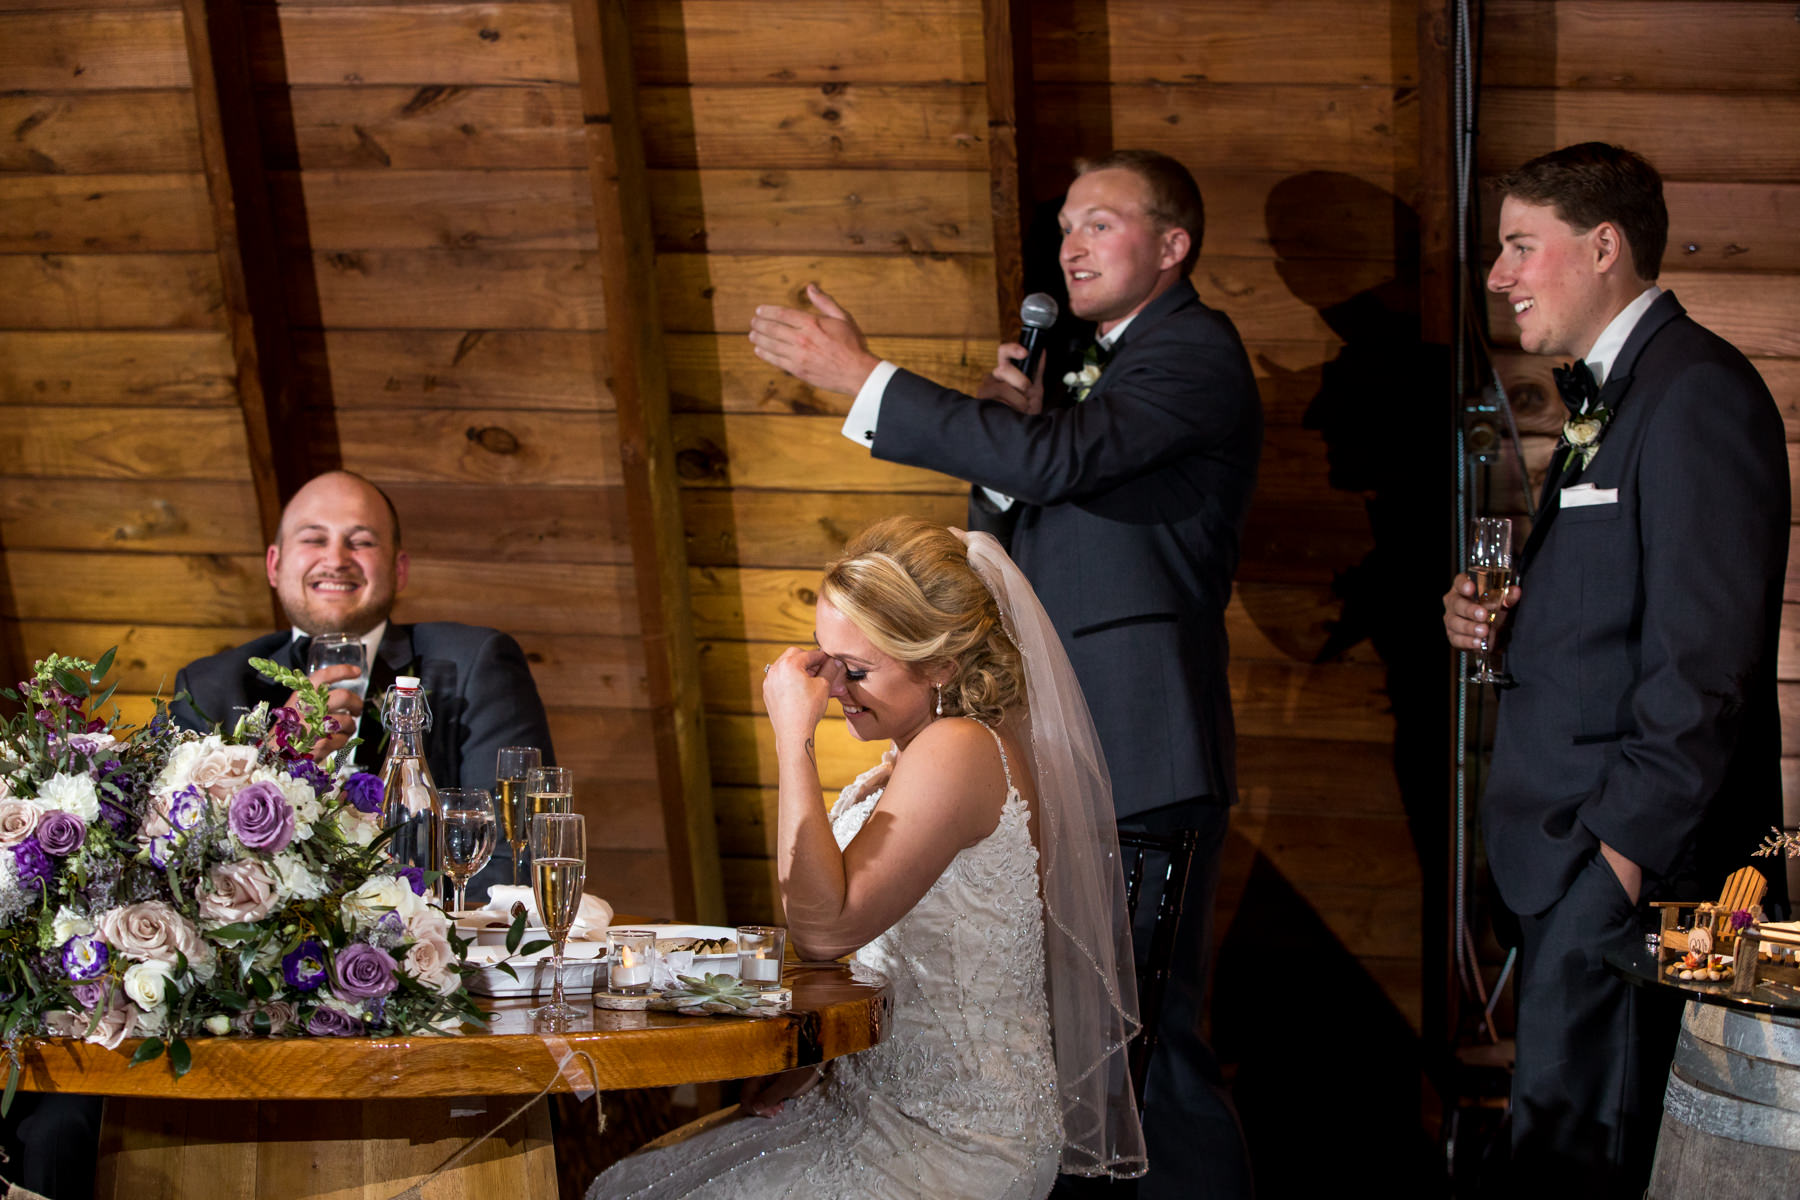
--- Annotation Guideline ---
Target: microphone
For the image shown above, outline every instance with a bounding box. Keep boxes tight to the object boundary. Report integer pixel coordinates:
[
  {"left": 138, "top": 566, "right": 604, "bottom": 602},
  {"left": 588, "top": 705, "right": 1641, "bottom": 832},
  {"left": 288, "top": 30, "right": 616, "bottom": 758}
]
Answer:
[{"left": 1010, "top": 292, "right": 1059, "bottom": 382}]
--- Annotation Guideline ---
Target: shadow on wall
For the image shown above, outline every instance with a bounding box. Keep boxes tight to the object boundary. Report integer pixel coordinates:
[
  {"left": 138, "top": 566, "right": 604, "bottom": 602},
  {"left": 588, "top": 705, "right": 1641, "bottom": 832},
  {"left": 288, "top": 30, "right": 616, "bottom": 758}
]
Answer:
[{"left": 1216, "top": 169, "right": 1451, "bottom": 1190}]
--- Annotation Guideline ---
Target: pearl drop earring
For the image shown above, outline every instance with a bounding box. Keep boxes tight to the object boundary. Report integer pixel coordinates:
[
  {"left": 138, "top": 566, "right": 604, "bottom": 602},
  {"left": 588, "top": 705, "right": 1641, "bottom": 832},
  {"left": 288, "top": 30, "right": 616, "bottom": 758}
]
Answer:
[{"left": 935, "top": 685, "right": 944, "bottom": 718}]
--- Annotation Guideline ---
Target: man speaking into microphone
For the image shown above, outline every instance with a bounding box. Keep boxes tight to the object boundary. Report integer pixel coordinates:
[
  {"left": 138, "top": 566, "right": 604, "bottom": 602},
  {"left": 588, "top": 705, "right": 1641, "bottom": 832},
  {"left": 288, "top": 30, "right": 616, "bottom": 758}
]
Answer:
[{"left": 749, "top": 148, "right": 1260, "bottom": 1198}]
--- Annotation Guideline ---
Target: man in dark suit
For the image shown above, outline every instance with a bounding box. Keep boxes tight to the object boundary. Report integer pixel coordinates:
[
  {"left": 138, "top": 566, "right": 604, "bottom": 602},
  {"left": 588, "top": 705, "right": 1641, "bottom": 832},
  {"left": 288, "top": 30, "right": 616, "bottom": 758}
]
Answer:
[
  {"left": 750, "top": 150, "right": 1259, "bottom": 1198},
  {"left": 171, "top": 470, "right": 554, "bottom": 899},
  {"left": 1443, "top": 143, "right": 1788, "bottom": 1195}
]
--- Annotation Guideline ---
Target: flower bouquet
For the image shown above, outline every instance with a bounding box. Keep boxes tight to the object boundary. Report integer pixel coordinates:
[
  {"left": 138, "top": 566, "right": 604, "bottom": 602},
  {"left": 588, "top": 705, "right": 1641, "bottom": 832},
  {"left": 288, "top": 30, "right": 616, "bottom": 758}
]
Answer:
[{"left": 0, "top": 650, "right": 484, "bottom": 1104}]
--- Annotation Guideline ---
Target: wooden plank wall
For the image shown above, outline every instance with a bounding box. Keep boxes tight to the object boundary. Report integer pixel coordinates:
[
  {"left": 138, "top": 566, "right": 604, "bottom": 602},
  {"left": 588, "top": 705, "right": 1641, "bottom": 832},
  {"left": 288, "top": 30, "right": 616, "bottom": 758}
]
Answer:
[
  {"left": 0, "top": 0, "right": 277, "bottom": 725},
  {"left": 1478, "top": 1, "right": 1800, "bottom": 899},
  {"left": 641, "top": 1, "right": 999, "bottom": 916}
]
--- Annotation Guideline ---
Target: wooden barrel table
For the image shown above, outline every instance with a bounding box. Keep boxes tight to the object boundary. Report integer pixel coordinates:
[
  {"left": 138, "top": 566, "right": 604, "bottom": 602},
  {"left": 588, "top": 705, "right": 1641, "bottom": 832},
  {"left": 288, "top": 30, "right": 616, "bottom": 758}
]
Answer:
[
  {"left": 13, "top": 963, "right": 890, "bottom": 1200},
  {"left": 1648, "top": 999, "right": 1800, "bottom": 1198}
]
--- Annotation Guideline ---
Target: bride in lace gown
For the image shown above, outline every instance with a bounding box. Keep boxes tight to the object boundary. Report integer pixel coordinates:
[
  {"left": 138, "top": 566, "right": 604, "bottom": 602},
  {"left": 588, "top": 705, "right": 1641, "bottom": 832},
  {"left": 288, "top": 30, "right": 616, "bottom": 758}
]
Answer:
[{"left": 589, "top": 518, "right": 1145, "bottom": 1199}]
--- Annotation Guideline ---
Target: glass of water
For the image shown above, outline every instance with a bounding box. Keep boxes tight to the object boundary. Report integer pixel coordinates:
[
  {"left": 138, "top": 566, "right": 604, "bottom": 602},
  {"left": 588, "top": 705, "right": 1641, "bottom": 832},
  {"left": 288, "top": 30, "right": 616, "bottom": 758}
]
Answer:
[{"left": 437, "top": 787, "right": 496, "bottom": 914}]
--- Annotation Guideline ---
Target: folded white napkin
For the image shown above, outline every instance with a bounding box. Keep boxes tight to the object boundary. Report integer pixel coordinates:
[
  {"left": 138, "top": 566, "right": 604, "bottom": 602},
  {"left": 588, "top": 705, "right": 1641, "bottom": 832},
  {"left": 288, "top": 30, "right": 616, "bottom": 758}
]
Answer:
[{"left": 467, "top": 885, "right": 613, "bottom": 940}]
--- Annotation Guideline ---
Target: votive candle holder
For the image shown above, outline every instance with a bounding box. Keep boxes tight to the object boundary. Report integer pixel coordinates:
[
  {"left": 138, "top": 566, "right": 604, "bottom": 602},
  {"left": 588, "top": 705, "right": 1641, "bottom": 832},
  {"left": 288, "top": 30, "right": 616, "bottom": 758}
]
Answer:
[{"left": 736, "top": 925, "right": 786, "bottom": 990}]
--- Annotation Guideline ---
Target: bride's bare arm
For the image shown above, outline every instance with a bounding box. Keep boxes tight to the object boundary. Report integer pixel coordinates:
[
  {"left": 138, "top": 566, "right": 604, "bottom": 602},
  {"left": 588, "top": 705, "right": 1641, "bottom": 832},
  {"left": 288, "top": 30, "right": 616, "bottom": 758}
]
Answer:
[{"left": 764, "top": 652, "right": 1010, "bottom": 960}]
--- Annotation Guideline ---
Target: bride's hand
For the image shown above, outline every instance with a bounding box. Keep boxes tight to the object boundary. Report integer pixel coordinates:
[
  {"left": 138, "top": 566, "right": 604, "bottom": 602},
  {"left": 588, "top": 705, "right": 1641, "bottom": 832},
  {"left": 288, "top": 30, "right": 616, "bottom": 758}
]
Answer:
[
  {"left": 762, "top": 647, "right": 842, "bottom": 744},
  {"left": 738, "top": 1064, "right": 823, "bottom": 1118}
]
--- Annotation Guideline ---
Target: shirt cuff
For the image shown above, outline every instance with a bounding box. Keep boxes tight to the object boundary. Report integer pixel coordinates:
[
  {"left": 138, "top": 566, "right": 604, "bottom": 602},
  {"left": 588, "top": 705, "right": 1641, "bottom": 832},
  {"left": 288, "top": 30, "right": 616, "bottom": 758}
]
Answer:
[
  {"left": 979, "top": 487, "right": 1015, "bottom": 512},
  {"left": 841, "top": 361, "right": 900, "bottom": 447}
]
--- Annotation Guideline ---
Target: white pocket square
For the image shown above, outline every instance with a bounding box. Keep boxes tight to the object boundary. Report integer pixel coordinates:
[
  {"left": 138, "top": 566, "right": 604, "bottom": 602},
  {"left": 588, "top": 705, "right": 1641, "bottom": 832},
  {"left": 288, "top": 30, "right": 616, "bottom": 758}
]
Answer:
[{"left": 1561, "top": 483, "right": 1618, "bottom": 508}]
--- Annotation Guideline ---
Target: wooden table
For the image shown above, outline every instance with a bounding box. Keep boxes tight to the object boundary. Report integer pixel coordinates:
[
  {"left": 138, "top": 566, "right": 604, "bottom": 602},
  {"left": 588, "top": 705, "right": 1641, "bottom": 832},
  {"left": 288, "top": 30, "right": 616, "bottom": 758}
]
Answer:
[{"left": 14, "top": 963, "right": 890, "bottom": 1200}]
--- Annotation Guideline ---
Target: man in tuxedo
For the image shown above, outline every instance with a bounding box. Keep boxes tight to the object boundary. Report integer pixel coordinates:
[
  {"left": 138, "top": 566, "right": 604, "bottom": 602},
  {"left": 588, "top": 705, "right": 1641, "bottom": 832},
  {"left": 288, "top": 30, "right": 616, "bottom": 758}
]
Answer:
[
  {"left": 750, "top": 150, "right": 1259, "bottom": 1198},
  {"left": 1443, "top": 143, "right": 1788, "bottom": 1194},
  {"left": 171, "top": 470, "right": 554, "bottom": 898}
]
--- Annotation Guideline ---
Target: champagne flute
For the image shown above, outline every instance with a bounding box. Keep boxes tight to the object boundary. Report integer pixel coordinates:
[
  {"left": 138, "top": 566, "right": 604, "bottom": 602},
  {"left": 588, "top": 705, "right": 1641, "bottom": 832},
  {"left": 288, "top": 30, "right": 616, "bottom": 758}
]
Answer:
[
  {"left": 437, "top": 787, "right": 496, "bottom": 915},
  {"left": 529, "top": 811, "right": 586, "bottom": 1022},
  {"left": 495, "top": 746, "right": 542, "bottom": 888},
  {"left": 525, "top": 767, "right": 574, "bottom": 817},
  {"left": 1468, "top": 517, "right": 1515, "bottom": 685}
]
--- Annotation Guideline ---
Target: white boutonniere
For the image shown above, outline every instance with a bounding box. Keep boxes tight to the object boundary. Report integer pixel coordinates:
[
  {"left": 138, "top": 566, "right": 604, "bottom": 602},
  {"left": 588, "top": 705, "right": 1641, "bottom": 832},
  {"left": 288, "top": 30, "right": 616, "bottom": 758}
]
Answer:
[
  {"left": 1559, "top": 402, "right": 1612, "bottom": 471},
  {"left": 1061, "top": 341, "right": 1109, "bottom": 402}
]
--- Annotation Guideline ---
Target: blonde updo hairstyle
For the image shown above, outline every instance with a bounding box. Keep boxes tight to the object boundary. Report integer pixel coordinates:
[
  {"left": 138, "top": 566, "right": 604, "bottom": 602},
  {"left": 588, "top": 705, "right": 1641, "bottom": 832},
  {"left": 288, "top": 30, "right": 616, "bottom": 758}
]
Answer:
[{"left": 820, "top": 517, "right": 1026, "bottom": 725}]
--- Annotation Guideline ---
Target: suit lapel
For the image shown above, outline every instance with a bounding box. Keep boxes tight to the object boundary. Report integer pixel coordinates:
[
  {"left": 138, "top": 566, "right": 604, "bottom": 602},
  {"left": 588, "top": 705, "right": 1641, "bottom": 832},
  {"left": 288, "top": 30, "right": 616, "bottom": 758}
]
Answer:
[{"left": 1079, "top": 279, "right": 1198, "bottom": 405}]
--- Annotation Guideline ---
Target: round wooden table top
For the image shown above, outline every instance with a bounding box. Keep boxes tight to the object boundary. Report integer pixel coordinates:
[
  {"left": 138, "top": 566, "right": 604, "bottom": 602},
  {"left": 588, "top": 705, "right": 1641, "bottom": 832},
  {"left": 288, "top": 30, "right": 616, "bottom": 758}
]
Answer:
[{"left": 15, "top": 962, "right": 890, "bottom": 1100}]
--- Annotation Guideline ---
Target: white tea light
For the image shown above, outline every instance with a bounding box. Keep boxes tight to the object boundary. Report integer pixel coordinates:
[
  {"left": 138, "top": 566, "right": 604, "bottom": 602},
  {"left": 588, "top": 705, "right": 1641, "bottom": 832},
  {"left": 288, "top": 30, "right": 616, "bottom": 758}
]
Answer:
[
  {"left": 736, "top": 924, "right": 787, "bottom": 991},
  {"left": 608, "top": 929, "right": 656, "bottom": 995},
  {"left": 742, "top": 954, "right": 780, "bottom": 983}
]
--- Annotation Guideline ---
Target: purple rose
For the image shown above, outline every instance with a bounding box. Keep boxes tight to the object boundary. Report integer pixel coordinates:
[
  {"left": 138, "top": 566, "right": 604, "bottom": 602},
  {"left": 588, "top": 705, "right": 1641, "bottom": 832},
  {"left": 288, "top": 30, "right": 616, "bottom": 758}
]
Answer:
[
  {"left": 305, "top": 1006, "right": 365, "bottom": 1037},
  {"left": 282, "top": 940, "right": 327, "bottom": 992},
  {"left": 227, "top": 781, "right": 295, "bottom": 853},
  {"left": 37, "top": 811, "right": 86, "bottom": 857},
  {"left": 71, "top": 980, "right": 108, "bottom": 1010},
  {"left": 342, "top": 773, "right": 384, "bottom": 816},
  {"left": 12, "top": 838, "right": 51, "bottom": 891},
  {"left": 332, "top": 943, "right": 397, "bottom": 1001},
  {"left": 61, "top": 934, "right": 107, "bottom": 981},
  {"left": 168, "top": 786, "right": 204, "bottom": 834},
  {"left": 395, "top": 866, "right": 426, "bottom": 896}
]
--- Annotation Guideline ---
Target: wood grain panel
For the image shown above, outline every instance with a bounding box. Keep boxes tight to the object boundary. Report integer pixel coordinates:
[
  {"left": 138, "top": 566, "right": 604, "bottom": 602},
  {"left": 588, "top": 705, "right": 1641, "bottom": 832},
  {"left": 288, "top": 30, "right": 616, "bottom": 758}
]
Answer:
[
  {"left": 0, "top": 253, "right": 223, "bottom": 329},
  {"left": 1478, "top": 181, "right": 1800, "bottom": 276},
  {"left": 284, "top": 249, "right": 605, "bottom": 330},
  {"left": 639, "top": 84, "right": 988, "bottom": 170},
  {"left": 680, "top": 489, "right": 968, "bottom": 568},
  {"left": 1193, "top": 169, "right": 1414, "bottom": 262},
  {"left": 1756, "top": 361, "right": 1800, "bottom": 436},
  {"left": 1484, "top": 271, "right": 1800, "bottom": 358},
  {"left": 1032, "top": 0, "right": 1414, "bottom": 86},
  {"left": 630, "top": 0, "right": 983, "bottom": 85},
  {"left": 295, "top": 329, "right": 609, "bottom": 410},
  {"left": 511, "top": 632, "right": 646, "bottom": 706},
  {"left": 544, "top": 706, "right": 656, "bottom": 782},
  {"left": 0, "top": 173, "right": 214, "bottom": 254},
  {"left": 270, "top": 169, "right": 595, "bottom": 251},
  {"left": 1236, "top": 736, "right": 1402, "bottom": 816},
  {"left": 0, "top": 331, "right": 237, "bottom": 406},
  {"left": 669, "top": 414, "right": 959, "bottom": 493},
  {"left": 0, "top": 91, "right": 202, "bottom": 174},
  {"left": 15, "top": 620, "right": 265, "bottom": 694},
  {"left": 246, "top": 2, "right": 578, "bottom": 85},
  {"left": 1225, "top": 809, "right": 1420, "bottom": 889},
  {"left": 1238, "top": 502, "right": 1373, "bottom": 586},
  {"left": 379, "top": 482, "right": 632, "bottom": 564},
  {"left": 263, "top": 85, "right": 585, "bottom": 171},
  {"left": 319, "top": 408, "right": 618, "bottom": 486},
  {"left": 658, "top": 252, "right": 995, "bottom": 336},
  {"left": 1034, "top": 83, "right": 1410, "bottom": 177},
  {"left": 0, "top": 406, "right": 249, "bottom": 480},
  {"left": 0, "top": 479, "right": 261, "bottom": 553},
  {"left": 1477, "top": 91, "right": 1800, "bottom": 185},
  {"left": 1483, "top": 1, "right": 1800, "bottom": 92},
  {"left": 1194, "top": 256, "right": 1398, "bottom": 345},
  {"left": 706, "top": 712, "right": 890, "bottom": 789},
  {"left": 1, "top": 550, "right": 270, "bottom": 625},
  {"left": 649, "top": 168, "right": 991, "bottom": 256},
  {"left": 664, "top": 331, "right": 990, "bottom": 413},
  {"left": 392, "top": 559, "right": 638, "bottom": 636},
  {"left": 0, "top": 9, "right": 190, "bottom": 91}
]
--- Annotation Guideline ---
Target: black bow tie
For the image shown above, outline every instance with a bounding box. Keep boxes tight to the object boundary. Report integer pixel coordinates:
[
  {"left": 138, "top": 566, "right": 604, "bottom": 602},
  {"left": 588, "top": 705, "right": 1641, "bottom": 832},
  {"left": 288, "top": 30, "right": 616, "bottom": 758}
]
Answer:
[
  {"left": 289, "top": 636, "right": 313, "bottom": 671},
  {"left": 1552, "top": 360, "right": 1599, "bottom": 414}
]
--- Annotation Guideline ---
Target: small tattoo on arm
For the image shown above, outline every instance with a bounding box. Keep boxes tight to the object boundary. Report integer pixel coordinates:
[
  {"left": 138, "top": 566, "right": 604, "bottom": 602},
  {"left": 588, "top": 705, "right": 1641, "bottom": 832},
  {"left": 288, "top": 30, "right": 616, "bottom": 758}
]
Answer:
[{"left": 805, "top": 737, "right": 816, "bottom": 766}]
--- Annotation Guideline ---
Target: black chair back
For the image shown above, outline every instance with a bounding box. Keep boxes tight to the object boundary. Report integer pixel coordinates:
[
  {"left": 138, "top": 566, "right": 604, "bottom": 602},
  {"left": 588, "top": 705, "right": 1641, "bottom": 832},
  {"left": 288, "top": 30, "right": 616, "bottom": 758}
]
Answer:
[{"left": 1115, "top": 828, "right": 1200, "bottom": 1108}]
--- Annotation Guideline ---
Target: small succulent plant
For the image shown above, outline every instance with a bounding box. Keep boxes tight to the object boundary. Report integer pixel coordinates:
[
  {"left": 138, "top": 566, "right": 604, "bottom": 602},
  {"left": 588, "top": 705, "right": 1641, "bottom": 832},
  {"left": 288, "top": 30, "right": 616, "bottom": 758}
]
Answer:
[{"left": 659, "top": 972, "right": 781, "bottom": 1017}]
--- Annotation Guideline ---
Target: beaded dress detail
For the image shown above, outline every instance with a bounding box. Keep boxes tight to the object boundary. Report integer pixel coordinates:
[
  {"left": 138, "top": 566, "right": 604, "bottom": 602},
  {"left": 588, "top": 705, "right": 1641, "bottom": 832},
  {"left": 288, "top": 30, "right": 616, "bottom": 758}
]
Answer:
[{"left": 588, "top": 726, "right": 1061, "bottom": 1199}]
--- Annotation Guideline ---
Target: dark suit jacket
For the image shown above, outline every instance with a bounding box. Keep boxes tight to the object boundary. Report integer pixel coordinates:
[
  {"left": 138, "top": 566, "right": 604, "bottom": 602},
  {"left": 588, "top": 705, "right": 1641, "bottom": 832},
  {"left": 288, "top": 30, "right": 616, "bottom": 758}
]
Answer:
[
  {"left": 1483, "top": 292, "right": 1789, "bottom": 916},
  {"left": 872, "top": 279, "right": 1262, "bottom": 817},
  {"left": 171, "top": 622, "right": 555, "bottom": 897}
]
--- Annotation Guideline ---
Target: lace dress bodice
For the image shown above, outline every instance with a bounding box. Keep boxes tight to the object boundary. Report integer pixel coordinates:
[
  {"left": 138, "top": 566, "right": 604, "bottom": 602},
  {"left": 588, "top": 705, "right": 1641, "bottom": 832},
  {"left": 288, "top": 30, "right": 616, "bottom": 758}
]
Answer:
[{"left": 590, "top": 728, "right": 1062, "bottom": 1200}]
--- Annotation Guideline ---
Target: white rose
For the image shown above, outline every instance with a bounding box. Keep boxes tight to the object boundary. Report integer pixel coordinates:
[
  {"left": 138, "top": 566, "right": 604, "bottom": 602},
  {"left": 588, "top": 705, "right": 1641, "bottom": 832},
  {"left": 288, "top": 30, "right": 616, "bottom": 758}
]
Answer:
[
  {"left": 122, "top": 959, "right": 177, "bottom": 1011},
  {"left": 1565, "top": 416, "right": 1603, "bottom": 446},
  {"left": 153, "top": 738, "right": 212, "bottom": 796},
  {"left": 36, "top": 773, "right": 99, "bottom": 823},
  {"left": 52, "top": 906, "right": 94, "bottom": 945},
  {"left": 405, "top": 903, "right": 450, "bottom": 943},
  {"left": 190, "top": 743, "right": 259, "bottom": 803},
  {"left": 404, "top": 935, "right": 462, "bottom": 996},
  {"left": 204, "top": 1014, "right": 232, "bottom": 1036},
  {"left": 335, "top": 808, "right": 382, "bottom": 847},
  {"left": 341, "top": 874, "right": 424, "bottom": 930}
]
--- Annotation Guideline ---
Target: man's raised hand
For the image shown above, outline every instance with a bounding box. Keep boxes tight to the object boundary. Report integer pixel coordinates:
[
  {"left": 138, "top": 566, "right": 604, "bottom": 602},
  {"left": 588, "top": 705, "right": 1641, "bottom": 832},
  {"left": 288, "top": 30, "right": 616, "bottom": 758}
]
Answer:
[
  {"left": 975, "top": 342, "right": 1046, "bottom": 415},
  {"left": 749, "top": 283, "right": 882, "bottom": 396}
]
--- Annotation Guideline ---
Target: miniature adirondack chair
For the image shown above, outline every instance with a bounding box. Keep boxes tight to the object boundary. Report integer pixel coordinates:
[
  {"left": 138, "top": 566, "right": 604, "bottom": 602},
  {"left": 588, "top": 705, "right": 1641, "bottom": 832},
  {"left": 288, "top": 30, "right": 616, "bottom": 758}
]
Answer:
[{"left": 1651, "top": 865, "right": 1769, "bottom": 954}]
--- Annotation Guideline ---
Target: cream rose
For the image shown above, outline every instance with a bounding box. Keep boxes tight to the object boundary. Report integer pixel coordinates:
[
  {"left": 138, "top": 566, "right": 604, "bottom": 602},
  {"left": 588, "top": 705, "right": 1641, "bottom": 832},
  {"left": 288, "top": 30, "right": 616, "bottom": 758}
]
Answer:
[
  {"left": 0, "top": 799, "right": 40, "bottom": 846},
  {"left": 404, "top": 935, "right": 462, "bottom": 996},
  {"left": 1565, "top": 416, "right": 1603, "bottom": 446},
  {"left": 197, "top": 859, "right": 279, "bottom": 925},
  {"left": 47, "top": 998, "right": 136, "bottom": 1050},
  {"left": 123, "top": 959, "right": 176, "bottom": 1010},
  {"left": 96, "top": 901, "right": 214, "bottom": 979},
  {"left": 341, "top": 874, "right": 426, "bottom": 931},
  {"left": 190, "top": 743, "right": 260, "bottom": 803}
]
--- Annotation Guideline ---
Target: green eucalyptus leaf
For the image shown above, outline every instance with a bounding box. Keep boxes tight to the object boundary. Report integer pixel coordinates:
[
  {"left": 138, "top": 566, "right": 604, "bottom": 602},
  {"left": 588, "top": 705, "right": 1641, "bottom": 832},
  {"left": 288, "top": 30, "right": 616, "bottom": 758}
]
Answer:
[
  {"left": 494, "top": 962, "right": 520, "bottom": 981},
  {"left": 52, "top": 668, "right": 90, "bottom": 698},
  {"left": 504, "top": 909, "right": 528, "bottom": 955},
  {"left": 90, "top": 647, "right": 117, "bottom": 686},
  {"left": 169, "top": 1038, "right": 192, "bottom": 1077},
  {"left": 129, "top": 1037, "right": 166, "bottom": 1067},
  {"left": 1, "top": 1060, "right": 19, "bottom": 1118},
  {"left": 518, "top": 939, "right": 551, "bottom": 957}
]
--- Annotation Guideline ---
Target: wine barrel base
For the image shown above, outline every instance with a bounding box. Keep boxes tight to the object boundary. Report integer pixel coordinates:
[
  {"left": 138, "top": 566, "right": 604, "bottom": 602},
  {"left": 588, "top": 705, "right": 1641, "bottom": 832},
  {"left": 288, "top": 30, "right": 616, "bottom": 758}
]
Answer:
[
  {"left": 94, "top": 1094, "right": 558, "bottom": 1200},
  {"left": 1647, "top": 1001, "right": 1800, "bottom": 1199}
]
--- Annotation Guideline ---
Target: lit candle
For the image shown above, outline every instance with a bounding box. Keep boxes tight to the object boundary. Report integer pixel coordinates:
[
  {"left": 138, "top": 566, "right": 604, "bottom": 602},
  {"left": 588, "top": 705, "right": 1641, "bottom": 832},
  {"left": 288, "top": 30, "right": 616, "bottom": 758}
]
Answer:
[
  {"left": 612, "top": 947, "right": 651, "bottom": 989},
  {"left": 741, "top": 952, "right": 780, "bottom": 983}
]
